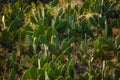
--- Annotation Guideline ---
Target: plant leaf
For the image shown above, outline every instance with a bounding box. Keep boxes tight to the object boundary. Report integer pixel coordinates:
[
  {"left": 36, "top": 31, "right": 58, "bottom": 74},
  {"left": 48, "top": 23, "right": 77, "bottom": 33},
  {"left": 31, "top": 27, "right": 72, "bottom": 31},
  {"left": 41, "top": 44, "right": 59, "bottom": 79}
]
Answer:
[
  {"left": 25, "top": 55, "right": 32, "bottom": 63},
  {"left": 68, "top": 37, "right": 75, "bottom": 44},
  {"left": 49, "top": 61, "right": 56, "bottom": 70},
  {"left": 58, "top": 7, "right": 63, "bottom": 16},
  {"left": 56, "top": 19, "right": 68, "bottom": 33},
  {"left": 61, "top": 40, "right": 69, "bottom": 51},
  {"left": 77, "top": 51, "right": 83, "bottom": 62},
  {"left": 21, "top": 69, "right": 30, "bottom": 80},
  {"left": 98, "top": 17, "right": 105, "bottom": 27},
  {"left": 30, "top": 16, "right": 37, "bottom": 24},
  {"left": 9, "top": 19, "right": 20, "bottom": 32},
  {"left": 64, "top": 46, "right": 73, "bottom": 56},
  {"left": 51, "top": 35, "right": 58, "bottom": 48},
  {"left": 115, "top": 36, "right": 120, "bottom": 49},
  {"left": 83, "top": 1, "right": 90, "bottom": 9},
  {"left": 56, "top": 76, "right": 64, "bottom": 80},
  {"left": 32, "top": 55, "right": 38, "bottom": 67},
  {"left": 48, "top": 44, "right": 57, "bottom": 55},
  {"left": 67, "top": 59, "right": 75, "bottom": 79},
  {"left": 89, "top": 17, "right": 97, "bottom": 27},
  {"left": 12, "top": 52, "right": 16, "bottom": 62},
  {"left": 24, "top": 6, "right": 31, "bottom": 13},
  {"left": 115, "top": 68, "right": 120, "bottom": 80},
  {"left": 81, "top": 41, "right": 87, "bottom": 54},
  {"left": 39, "top": 35, "right": 48, "bottom": 45},
  {"left": 61, "top": 64, "right": 67, "bottom": 77},
  {"left": 94, "top": 39, "right": 100, "bottom": 49},
  {"left": 117, "top": 51, "right": 120, "bottom": 63},
  {"left": 30, "top": 66, "right": 37, "bottom": 80},
  {"left": 56, "top": 54, "right": 64, "bottom": 63},
  {"left": 25, "top": 35, "right": 33, "bottom": 46},
  {"left": 50, "top": 0, "right": 59, "bottom": 7},
  {"left": 38, "top": 69, "right": 45, "bottom": 80},
  {"left": 10, "top": 68, "right": 16, "bottom": 80},
  {"left": 48, "top": 69, "right": 56, "bottom": 80}
]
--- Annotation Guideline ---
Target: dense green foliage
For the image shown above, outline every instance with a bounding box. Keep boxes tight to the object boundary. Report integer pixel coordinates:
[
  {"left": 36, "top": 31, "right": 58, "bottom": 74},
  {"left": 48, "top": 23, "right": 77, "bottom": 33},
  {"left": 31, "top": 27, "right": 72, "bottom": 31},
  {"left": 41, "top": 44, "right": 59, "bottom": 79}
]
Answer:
[{"left": 0, "top": 0, "right": 120, "bottom": 80}]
